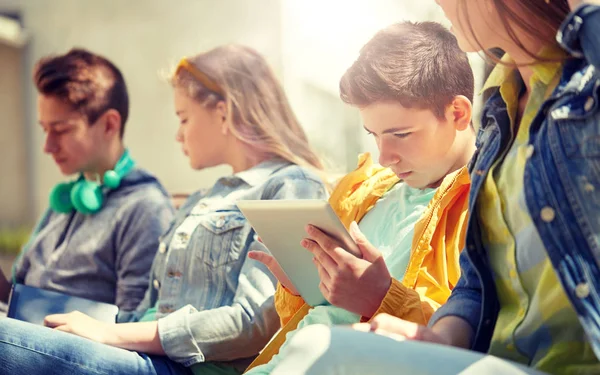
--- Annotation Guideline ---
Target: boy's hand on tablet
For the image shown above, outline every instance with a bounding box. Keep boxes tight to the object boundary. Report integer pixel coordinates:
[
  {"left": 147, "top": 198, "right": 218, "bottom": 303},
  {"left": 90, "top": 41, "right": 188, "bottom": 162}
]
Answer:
[
  {"left": 302, "top": 221, "right": 392, "bottom": 318},
  {"left": 248, "top": 250, "right": 300, "bottom": 296}
]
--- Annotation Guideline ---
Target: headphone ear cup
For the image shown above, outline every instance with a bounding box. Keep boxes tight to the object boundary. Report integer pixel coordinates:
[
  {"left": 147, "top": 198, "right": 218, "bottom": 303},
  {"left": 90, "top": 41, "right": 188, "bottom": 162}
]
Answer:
[
  {"left": 49, "top": 182, "right": 75, "bottom": 213},
  {"left": 103, "top": 170, "right": 122, "bottom": 189},
  {"left": 70, "top": 180, "right": 104, "bottom": 214}
]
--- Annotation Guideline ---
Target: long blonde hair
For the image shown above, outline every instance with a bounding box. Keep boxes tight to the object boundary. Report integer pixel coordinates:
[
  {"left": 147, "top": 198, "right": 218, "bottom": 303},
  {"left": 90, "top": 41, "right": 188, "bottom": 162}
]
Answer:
[{"left": 171, "top": 44, "right": 325, "bottom": 176}]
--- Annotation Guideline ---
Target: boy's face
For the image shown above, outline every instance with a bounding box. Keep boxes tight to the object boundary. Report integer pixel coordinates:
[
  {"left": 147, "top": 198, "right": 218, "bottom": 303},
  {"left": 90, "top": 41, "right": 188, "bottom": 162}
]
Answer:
[
  {"left": 360, "top": 101, "right": 461, "bottom": 189},
  {"left": 38, "top": 94, "right": 106, "bottom": 176}
]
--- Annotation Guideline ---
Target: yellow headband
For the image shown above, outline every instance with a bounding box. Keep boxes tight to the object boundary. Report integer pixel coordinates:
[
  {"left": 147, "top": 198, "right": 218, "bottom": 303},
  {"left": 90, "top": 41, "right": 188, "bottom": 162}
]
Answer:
[{"left": 175, "top": 58, "right": 225, "bottom": 97}]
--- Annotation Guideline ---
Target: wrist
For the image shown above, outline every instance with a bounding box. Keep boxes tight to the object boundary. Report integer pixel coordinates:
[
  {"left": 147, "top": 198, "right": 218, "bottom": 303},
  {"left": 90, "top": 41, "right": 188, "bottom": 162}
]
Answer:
[
  {"left": 431, "top": 316, "right": 473, "bottom": 349},
  {"left": 364, "top": 276, "right": 392, "bottom": 318},
  {"left": 100, "top": 323, "right": 120, "bottom": 346}
]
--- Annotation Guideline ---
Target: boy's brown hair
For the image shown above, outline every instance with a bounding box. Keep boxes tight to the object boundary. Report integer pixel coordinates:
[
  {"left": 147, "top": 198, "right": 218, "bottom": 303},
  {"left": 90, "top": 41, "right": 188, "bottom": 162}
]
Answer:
[
  {"left": 33, "top": 48, "right": 129, "bottom": 138},
  {"left": 340, "top": 21, "right": 474, "bottom": 119}
]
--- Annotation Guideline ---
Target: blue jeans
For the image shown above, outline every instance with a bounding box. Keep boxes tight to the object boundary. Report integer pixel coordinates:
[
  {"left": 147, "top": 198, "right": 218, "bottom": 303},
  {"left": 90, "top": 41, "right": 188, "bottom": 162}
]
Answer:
[{"left": 0, "top": 318, "right": 191, "bottom": 375}]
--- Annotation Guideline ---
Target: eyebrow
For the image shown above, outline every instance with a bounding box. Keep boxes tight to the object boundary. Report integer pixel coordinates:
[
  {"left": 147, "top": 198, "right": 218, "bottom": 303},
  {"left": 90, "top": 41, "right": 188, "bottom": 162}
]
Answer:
[
  {"left": 363, "top": 125, "right": 411, "bottom": 134},
  {"left": 175, "top": 110, "right": 186, "bottom": 116},
  {"left": 39, "top": 120, "right": 74, "bottom": 127}
]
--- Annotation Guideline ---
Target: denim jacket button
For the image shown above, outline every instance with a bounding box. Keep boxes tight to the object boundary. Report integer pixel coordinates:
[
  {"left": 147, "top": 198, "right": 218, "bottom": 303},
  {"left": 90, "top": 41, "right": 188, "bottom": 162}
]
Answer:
[
  {"left": 153, "top": 279, "right": 160, "bottom": 290},
  {"left": 575, "top": 283, "right": 590, "bottom": 299},
  {"left": 540, "top": 207, "right": 556, "bottom": 222},
  {"left": 584, "top": 97, "right": 595, "bottom": 112},
  {"left": 159, "top": 242, "right": 167, "bottom": 254},
  {"left": 525, "top": 145, "right": 534, "bottom": 159},
  {"left": 216, "top": 218, "right": 226, "bottom": 228}
]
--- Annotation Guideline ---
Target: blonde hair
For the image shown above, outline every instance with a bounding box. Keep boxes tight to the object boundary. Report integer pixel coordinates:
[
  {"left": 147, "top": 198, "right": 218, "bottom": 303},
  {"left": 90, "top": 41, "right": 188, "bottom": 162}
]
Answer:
[{"left": 171, "top": 44, "right": 325, "bottom": 176}]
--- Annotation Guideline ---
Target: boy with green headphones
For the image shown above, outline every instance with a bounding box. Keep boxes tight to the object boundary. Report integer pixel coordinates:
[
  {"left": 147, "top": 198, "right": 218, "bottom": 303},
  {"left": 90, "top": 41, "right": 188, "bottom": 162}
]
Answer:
[{"left": 0, "top": 49, "right": 175, "bottom": 320}]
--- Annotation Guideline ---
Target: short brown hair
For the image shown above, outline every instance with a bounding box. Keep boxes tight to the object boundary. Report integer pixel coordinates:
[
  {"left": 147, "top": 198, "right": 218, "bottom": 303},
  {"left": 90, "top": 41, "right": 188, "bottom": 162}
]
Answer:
[
  {"left": 33, "top": 48, "right": 129, "bottom": 137},
  {"left": 340, "top": 22, "right": 474, "bottom": 118}
]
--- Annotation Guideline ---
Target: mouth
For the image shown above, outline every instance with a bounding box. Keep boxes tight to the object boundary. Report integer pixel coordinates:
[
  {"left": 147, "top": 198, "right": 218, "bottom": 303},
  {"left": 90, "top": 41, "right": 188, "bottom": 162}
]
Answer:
[{"left": 396, "top": 171, "right": 412, "bottom": 179}]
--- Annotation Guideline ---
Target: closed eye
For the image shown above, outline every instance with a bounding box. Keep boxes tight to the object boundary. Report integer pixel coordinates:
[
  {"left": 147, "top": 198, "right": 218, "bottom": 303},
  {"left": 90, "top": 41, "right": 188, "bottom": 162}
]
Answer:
[{"left": 394, "top": 132, "right": 411, "bottom": 139}]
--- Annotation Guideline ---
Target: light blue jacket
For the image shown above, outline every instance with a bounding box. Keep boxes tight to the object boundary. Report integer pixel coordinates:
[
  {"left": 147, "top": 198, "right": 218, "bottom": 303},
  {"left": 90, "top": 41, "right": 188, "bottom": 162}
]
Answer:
[{"left": 125, "top": 160, "right": 327, "bottom": 370}]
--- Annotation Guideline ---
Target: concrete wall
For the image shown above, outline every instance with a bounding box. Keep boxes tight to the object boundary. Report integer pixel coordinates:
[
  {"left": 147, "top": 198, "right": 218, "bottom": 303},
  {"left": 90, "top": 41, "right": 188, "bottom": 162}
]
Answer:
[
  {"left": 0, "top": 42, "right": 30, "bottom": 225},
  {"left": 0, "top": 0, "right": 484, "bottom": 223},
  {"left": 280, "top": 0, "right": 486, "bottom": 171},
  {"left": 0, "top": 0, "right": 283, "bottom": 219}
]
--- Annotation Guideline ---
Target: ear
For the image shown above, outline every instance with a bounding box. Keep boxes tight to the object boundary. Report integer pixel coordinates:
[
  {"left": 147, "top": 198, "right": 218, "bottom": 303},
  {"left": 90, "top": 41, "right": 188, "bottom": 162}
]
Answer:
[
  {"left": 446, "top": 95, "right": 472, "bottom": 131},
  {"left": 215, "top": 101, "right": 229, "bottom": 135},
  {"left": 101, "top": 109, "right": 123, "bottom": 139}
]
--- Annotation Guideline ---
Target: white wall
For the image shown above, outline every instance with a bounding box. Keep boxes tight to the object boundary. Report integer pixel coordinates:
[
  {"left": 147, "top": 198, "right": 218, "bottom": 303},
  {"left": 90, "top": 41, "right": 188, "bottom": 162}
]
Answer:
[
  {"left": 0, "top": 42, "right": 29, "bottom": 225},
  {"left": 0, "top": 0, "right": 283, "bottom": 218},
  {"left": 281, "top": 0, "right": 486, "bottom": 170},
  {"left": 0, "top": 0, "right": 487, "bottom": 221}
]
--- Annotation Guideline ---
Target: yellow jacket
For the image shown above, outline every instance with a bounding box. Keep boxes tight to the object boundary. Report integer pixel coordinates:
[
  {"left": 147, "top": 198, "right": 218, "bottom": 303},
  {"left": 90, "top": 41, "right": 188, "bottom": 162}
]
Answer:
[{"left": 245, "top": 153, "right": 470, "bottom": 372}]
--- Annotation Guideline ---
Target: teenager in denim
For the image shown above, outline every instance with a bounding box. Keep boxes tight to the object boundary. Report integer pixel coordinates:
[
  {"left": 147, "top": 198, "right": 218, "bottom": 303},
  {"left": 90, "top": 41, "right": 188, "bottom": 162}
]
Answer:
[
  {"left": 0, "top": 45, "right": 327, "bottom": 375},
  {"left": 0, "top": 49, "right": 174, "bottom": 315},
  {"left": 267, "top": 1, "right": 600, "bottom": 375}
]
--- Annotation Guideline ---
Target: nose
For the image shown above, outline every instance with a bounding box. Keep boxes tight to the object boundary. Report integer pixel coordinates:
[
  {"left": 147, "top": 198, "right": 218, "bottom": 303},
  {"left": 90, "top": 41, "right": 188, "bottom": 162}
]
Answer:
[
  {"left": 43, "top": 133, "right": 59, "bottom": 154},
  {"left": 378, "top": 138, "right": 401, "bottom": 167}
]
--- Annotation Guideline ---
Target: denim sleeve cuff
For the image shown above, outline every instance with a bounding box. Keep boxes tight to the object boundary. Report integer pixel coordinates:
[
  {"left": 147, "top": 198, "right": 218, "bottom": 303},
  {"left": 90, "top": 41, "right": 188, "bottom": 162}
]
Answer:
[
  {"left": 557, "top": 3, "right": 600, "bottom": 57},
  {"left": 158, "top": 304, "right": 204, "bottom": 366},
  {"left": 427, "top": 295, "right": 481, "bottom": 335}
]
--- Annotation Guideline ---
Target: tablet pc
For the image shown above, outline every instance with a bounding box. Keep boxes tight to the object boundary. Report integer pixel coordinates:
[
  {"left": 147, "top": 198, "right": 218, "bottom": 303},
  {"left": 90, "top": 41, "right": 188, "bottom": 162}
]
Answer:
[
  {"left": 7, "top": 284, "right": 119, "bottom": 325},
  {"left": 237, "top": 199, "right": 360, "bottom": 306}
]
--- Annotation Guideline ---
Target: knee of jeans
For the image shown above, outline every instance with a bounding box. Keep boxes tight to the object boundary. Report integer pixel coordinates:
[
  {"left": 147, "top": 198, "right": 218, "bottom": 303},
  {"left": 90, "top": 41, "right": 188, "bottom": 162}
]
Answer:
[{"left": 0, "top": 318, "right": 25, "bottom": 337}]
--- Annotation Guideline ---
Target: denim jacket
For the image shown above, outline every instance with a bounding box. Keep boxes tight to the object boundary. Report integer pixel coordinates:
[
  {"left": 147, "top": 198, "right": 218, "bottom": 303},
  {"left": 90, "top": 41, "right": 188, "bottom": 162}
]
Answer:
[
  {"left": 430, "top": 4, "right": 600, "bottom": 357},
  {"left": 125, "top": 159, "right": 327, "bottom": 369}
]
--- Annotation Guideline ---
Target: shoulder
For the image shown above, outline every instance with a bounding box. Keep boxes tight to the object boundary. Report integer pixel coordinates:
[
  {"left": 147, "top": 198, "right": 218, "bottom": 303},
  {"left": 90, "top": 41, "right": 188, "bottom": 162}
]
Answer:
[
  {"left": 266, "top": 163, "right": 324, "bottom": 186},
  {"left": 261, "top": 163, "right": 327, "bottom": 200},
  {"left": 111, "top": 168, "right": 174, "bottom": 216}
]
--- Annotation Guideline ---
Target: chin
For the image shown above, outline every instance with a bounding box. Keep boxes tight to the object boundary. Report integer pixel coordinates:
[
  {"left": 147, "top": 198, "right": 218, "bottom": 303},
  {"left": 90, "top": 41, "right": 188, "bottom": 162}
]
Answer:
[
  {"left": 404, "top": 181, "right": 425, "bottom": 189},
  {"left": 189, "top": 159, "right": 210, "bottom": 171},
  {"left": 456, "top": 37, "right": 482, "bottom": 54},
  {"left": 56, "top": 164, "right": 79, "bottom": 176}
]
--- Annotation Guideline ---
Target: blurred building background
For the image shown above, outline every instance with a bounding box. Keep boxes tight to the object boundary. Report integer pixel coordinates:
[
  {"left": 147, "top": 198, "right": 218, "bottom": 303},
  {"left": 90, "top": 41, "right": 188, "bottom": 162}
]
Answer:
[{"left": 0, "top": 0, "right": 487, "bottom": 231}]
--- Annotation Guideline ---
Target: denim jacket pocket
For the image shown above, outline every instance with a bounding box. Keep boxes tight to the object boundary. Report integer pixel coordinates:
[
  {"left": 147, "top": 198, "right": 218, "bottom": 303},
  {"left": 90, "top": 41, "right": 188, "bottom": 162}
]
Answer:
[
  {"left": 558, "top": 114, "right": 600, "bottom": 160},
  {"left": 197, "top": 211, "right": 247, "bottom": 267}
]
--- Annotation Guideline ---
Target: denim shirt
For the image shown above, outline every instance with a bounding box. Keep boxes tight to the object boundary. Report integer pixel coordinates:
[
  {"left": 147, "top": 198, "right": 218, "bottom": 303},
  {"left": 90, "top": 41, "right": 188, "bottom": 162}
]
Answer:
[
  {"left": 125, "top": 160, "right": 327, "bottom": 369},
  {"left": 13, "top": 168, "right": 175, "bottom": 313},
  {"left": 430, "top": 4, "right": 600, "bottom": 357}
]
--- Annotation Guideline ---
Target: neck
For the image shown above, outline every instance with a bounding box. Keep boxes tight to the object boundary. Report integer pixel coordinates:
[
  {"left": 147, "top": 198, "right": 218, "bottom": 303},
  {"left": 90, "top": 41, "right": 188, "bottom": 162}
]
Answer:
[
  {"left": 426, "top": 129, "right": 477, "bottom": 189},
  {"left": 83, "top": 143, "right": 125, "bottom": 182},
  {"left": 499, "top": 37, "right": 550, "bottom": 95},
  {"left": 227, "top": 141, "right": 268, "bottom": 174}
]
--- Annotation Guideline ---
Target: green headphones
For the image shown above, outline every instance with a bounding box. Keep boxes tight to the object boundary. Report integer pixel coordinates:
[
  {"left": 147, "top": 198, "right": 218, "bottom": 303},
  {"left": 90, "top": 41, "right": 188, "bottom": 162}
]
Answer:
[{"left": 49, "top": 149, "right": 136, "bottom": 215}]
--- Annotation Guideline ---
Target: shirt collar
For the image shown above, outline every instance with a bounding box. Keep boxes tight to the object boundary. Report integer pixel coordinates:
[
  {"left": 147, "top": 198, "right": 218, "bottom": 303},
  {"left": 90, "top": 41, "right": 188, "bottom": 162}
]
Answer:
[{"left": 480, "top": 50, "right": 565, "bottom": 94}]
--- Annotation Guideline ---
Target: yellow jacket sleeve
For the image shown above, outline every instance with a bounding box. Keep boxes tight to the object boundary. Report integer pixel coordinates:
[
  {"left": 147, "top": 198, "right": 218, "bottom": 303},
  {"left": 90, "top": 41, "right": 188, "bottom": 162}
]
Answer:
[{"left": 274, "top": 283, "right": 307, "bottom": 327}]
